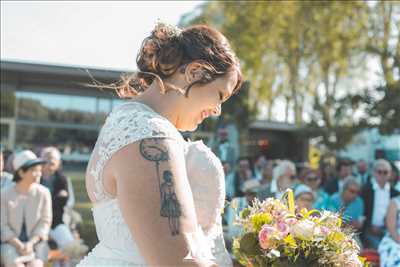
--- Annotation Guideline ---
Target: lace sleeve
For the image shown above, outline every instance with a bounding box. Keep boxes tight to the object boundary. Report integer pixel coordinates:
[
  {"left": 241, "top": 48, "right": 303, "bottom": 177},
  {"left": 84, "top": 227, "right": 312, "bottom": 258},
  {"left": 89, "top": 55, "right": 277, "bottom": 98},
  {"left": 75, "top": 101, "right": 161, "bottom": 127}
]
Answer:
[{"left": 90, "top": 103, "right": 184, "bottom": 202}]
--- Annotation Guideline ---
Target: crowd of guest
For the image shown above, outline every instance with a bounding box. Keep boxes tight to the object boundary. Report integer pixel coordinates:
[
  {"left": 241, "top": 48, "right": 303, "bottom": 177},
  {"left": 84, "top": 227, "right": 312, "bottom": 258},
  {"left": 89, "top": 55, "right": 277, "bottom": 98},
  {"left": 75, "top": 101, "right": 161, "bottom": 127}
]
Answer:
[
  {"left": 0, "top": 148, "right": 87, "bottom": 267},
  {"left": 2, "top": 141, "right": 399, "bottom": 266},
  {"left": 219, "top": 152, "right": 400, "bottom": 267}
]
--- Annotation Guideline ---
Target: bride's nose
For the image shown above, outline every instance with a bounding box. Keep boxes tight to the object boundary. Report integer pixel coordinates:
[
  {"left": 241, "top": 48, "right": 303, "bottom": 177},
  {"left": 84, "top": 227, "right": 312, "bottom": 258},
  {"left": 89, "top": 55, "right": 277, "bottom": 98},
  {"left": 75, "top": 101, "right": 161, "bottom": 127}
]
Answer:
[{"left": 211, "top": 104, "right": 221, "bottom": 116}]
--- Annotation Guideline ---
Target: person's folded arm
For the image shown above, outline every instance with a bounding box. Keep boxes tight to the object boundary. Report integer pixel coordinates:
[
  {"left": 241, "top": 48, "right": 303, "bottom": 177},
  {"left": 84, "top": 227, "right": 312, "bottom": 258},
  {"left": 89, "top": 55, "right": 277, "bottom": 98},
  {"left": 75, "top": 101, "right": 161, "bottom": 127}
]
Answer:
[
  {"left": 0, "top": 192, "right": 18, "bottom": 243},
  {"left": 31, "top": 188, "right": 52, "bottom": 241},
  {"left": 112, "top": 138, "right": 216, "bottom": 267},
  {"left": 385, "top": 199, "right": 400, "bottom": 243}
]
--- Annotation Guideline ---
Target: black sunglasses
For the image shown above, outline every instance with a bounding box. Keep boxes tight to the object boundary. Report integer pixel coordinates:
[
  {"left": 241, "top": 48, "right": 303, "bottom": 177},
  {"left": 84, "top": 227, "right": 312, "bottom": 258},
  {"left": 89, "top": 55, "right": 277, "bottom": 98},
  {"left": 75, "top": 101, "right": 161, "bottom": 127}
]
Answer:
[{"left": 376, "top": 169, "right": 389, "bottom": 175}]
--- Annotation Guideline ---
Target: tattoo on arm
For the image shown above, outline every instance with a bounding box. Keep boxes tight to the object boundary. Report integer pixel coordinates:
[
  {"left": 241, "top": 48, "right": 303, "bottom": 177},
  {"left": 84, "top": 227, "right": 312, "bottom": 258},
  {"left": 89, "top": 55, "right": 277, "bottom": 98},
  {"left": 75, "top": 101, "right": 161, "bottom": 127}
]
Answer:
[{"left": 139, "top": 139, "right": 182, "bottom": 236}]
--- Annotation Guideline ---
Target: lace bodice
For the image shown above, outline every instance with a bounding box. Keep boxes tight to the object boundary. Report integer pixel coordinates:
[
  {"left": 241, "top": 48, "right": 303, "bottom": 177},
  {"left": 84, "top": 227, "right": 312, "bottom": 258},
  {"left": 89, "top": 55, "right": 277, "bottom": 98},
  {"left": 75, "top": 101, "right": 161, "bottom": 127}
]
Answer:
[
  {"left": 87, "top": 101, "right": 184, "bottom": 203},
  {"left": 78, "top": 101, "right": 232, "bottom": 266},
  {"left": 185, "top": 141, "right": 226, "bottom": 234}
]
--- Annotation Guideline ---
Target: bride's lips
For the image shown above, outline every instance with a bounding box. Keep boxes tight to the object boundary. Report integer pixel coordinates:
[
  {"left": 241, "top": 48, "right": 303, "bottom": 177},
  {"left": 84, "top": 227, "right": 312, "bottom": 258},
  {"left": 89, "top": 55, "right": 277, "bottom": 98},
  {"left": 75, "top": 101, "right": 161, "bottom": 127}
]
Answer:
[
  {"left": 197, "top": 110, "right": 209, "bottom": 124},
  {"left": 201, "top": 110, "right": 210, "bottom": 121}
]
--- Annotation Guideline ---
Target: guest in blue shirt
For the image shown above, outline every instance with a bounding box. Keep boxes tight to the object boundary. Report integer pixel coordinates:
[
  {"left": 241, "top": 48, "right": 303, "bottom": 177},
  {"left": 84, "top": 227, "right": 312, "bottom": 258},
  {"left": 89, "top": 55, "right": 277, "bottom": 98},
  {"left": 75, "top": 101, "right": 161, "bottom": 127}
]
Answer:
[
  {"left": 329, "top": 177, "right": 364, "bottom": 231},
  {"left": 301, "top": 168, "right": 330, "bottom": 210}
]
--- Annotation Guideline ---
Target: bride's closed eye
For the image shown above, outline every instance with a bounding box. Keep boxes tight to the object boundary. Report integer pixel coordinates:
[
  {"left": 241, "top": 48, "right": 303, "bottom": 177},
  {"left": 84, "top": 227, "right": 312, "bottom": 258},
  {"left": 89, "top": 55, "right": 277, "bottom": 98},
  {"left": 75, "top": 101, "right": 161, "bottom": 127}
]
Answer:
[
  {"left": 219, "top": 91, "right": 230, "bottom": 103},
  {"left": 219, "top": 92, "right": 224, "bottom": 102}
]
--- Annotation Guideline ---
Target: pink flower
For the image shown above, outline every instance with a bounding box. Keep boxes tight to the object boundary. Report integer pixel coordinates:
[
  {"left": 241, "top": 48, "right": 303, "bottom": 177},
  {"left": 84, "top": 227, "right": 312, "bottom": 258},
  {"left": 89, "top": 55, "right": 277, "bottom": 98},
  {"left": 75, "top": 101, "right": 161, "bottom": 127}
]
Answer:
[
  {"left": 258, "top": 226, "right": 275, "bottom": 249},
  {"left": 320, "top": 226, "right": 330, "bottom": 235},
  {"left": 285, "top": 217, "right": 297, "bottom": 225},
  {"left": 276, "top": 221, "right": 290, "bottom": 237}
]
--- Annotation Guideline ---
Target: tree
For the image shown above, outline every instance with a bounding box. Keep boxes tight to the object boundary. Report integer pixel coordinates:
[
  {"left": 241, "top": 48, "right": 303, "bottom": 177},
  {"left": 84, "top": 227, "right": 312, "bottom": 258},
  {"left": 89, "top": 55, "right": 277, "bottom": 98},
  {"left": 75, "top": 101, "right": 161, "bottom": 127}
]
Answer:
[{"left": 362, "top": 2, "right": 400, "bottom": 135}]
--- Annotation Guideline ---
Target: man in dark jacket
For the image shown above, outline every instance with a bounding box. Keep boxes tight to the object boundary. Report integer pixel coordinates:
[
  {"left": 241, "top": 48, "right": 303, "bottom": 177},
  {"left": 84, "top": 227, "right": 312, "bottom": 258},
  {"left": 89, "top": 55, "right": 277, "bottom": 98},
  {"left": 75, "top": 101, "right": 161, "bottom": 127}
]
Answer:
[
  {"left": 324, "top": 159, "right": 353, "bottom": 195},
  {"left": 40, "top": 147, "right": 70, "bottom": 229},
  {"left": 361, "top": 159, "right": 400, "bottom": 249}
]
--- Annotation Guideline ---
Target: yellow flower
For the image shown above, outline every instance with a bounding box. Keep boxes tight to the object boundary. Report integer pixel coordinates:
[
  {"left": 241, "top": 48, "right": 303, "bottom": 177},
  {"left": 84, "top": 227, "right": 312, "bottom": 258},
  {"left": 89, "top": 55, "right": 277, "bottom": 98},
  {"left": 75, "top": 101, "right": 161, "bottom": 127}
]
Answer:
[
  {"left": 251, "top": 213, "right": 273, "bottom": 231},
  {"left": 327, "top": 231, "right": 345, "bottom": 244},
  {"left": 283, "top": 234, "right": 297, "bottom": 249}
]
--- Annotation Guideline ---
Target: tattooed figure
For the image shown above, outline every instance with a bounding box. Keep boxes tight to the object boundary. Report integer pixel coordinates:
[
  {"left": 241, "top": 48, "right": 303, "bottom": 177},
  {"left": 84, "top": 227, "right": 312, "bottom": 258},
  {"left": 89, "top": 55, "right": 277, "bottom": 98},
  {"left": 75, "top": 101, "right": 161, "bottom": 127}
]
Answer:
[
  {"left": 139, "top": 138, "right": 182, "bottom": 235},
  {"left": 160, "top": 170, "right": 181, "bottom": 235}
]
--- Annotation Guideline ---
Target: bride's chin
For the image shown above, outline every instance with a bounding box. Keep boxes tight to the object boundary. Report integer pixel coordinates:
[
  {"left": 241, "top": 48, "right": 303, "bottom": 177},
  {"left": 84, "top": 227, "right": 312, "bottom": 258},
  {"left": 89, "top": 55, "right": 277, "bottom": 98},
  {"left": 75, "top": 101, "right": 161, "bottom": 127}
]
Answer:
[{"left": 177, "top": 122, "right": 198, "bottom": 132}]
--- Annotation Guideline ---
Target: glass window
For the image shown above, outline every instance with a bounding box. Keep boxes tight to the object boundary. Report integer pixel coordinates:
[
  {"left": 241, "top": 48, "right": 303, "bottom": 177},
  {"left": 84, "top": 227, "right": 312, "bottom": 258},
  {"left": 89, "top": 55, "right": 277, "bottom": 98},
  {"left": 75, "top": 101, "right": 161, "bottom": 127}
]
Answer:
[
  {"left": 112, "top": 99, "right": 124, "bottom": 109},
  {"left": 97, "top": 98, "right": 112, "bottom": 123},
  {"left": 16, "top": 91, "right": 98, "bottom": 124},
  {"left": 15, "top": 125, "right": 98, "bottom": 161},
  {"left": 0, "top": 123, "right": 10, "bottom": 148},
  {"left": 0, "top": 91, "right": 16, "bottom": 117}
]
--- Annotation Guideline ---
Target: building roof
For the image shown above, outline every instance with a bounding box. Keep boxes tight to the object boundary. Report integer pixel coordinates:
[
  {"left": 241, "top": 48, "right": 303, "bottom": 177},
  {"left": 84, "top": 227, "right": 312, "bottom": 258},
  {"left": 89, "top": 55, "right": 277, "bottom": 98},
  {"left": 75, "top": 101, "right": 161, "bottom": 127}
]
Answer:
[
  {"left": 1, "top": 60, "right": 127, "bottom": 80},
  {"left": 249, "top": 120, "right": 302, "bottom": 132},
  {"left": 1, "top": 60, "right": 130, "bottom": 97}
]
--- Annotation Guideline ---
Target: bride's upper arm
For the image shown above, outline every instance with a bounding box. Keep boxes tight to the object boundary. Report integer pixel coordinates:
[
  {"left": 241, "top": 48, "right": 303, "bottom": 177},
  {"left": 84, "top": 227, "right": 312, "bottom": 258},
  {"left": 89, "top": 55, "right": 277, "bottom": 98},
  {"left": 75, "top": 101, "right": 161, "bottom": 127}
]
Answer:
[{"left": 110, "top": 137, "right": 206, "bottom": 266}]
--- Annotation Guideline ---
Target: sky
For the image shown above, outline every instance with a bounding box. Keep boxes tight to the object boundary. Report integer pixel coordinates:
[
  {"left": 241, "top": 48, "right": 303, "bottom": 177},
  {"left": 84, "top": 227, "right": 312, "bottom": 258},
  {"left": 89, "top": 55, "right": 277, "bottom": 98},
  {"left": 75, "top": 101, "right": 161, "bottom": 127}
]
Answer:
[{"left": 1, "top": 1, "right": 201, "bottom": 71}]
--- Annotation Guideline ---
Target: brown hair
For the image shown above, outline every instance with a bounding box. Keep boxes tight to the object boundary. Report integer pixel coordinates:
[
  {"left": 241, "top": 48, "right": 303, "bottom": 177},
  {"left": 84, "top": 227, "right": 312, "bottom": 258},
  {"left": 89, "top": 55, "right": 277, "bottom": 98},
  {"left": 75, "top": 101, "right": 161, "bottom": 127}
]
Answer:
[{"left": 94, "top": 23, "right": 243, "bottom": 98}]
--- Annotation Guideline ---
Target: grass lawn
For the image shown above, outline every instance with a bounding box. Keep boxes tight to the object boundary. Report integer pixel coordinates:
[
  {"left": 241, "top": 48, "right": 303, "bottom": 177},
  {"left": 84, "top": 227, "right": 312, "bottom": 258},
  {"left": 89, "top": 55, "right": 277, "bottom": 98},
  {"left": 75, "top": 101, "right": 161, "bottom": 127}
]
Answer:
[{"left": 66, "top": 171, "right": 98, "bottom": 250}]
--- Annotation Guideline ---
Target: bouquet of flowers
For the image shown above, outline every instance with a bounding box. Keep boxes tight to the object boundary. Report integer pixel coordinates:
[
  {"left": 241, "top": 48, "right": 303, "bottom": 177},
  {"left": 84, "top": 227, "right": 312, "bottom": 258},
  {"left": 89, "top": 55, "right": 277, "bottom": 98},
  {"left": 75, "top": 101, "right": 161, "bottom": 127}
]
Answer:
[{"left": 232, "top": 189, "right": 367, "bottom": 267}]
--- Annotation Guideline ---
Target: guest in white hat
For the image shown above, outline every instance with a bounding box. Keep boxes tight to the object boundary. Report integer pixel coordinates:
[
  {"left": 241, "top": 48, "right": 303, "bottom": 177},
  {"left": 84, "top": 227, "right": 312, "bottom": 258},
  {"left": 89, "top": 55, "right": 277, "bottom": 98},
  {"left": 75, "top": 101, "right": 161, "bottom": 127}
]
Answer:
[
  {"left": 294, "top": 184, "right": 315, "bottom": 211},
  {"left": 0, "top": 150, "right": 52, "bottom": 267}
]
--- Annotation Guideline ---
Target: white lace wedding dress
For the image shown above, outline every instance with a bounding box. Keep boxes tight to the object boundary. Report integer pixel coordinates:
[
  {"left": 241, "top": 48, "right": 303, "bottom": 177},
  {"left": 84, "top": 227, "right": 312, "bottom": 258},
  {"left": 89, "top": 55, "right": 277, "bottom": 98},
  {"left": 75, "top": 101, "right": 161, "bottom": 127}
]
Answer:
[{"left": 77, "top": 101, "right": 232, "bottom": 267}]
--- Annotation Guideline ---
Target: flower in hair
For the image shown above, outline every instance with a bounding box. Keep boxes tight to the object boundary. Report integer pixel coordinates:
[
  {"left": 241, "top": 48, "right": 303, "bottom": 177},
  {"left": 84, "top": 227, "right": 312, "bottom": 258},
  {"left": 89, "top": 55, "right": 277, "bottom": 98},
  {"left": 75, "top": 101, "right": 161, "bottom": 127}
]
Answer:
[{"left": 152, "top": 21, "right": 182, "bottom": 41}]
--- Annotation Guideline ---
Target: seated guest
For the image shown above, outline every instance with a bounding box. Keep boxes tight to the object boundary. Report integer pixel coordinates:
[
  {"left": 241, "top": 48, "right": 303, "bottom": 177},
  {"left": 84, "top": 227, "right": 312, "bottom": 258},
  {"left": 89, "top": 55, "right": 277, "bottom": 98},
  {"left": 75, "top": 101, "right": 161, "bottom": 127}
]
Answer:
[
  {"left": 378, "top": 196, "right": 400, "bottom": 267},
  {"left": 212, "top": 127, "right": 236, "bottom": 168},
  {"left": 224, "top": 179, "right": 259, "bottom": 251},
  {"left": 256, "top": 161, "right": 274, "bottom": 201},
  {"left": 233, "top": 157, "right": 255, "bottom": 197},
  {"left": 1, "top": 150, "right": 52, "bottom": 267},
  {"left": 222, "top": 161, "right": 235, "bottom": 226},
  {"left": 320, "top": 160, "right": 336, "bottom": 188},
  {"left": 356, "top": 159, "right": 371, "bottom": 186},
  {"left": 40, "top": 147, "right": 87, "bottom": 263},
  {"left": 302, "top": 168, "right": 330, "bottom": 210},
  {"left": 294, "top": 184, "right": 315, "bottom": 211},
  {"left": 222, "top": 161, "right": 235, "bottom": 202},
  {"left": 257, "top": 160, "right": 296, "bottom": 201},
  {"left": 361, "top": 159, "right": 400, "bottom": 249},
  {"left": 1, "top": 149, "right": 14, "bottom": 191},
  {"left": 253, "top": 155, "right": 267, "bottom": 181},
  {"left": 329, "top": 177, "right": 364, "bottom": 231},
  {"left": 324, "top": 159, "right": 352, "bottom": 195},
  {"left": 389, "top": 161, "right": 400, "bottom": 191},
  {"left": 40, "top": 147, "right": 70, "bottom": 231}
]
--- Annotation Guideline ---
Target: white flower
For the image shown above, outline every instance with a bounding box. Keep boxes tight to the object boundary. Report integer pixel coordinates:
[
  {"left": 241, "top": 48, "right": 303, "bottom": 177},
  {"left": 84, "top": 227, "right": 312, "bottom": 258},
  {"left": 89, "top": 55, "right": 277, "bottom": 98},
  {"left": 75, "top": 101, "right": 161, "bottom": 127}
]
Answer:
[
  {"left": 266, "top": 249, "right": 280, "bottom": 258},
  {"left": 291, "top": 219, "right": 315, "bottom": 240}
]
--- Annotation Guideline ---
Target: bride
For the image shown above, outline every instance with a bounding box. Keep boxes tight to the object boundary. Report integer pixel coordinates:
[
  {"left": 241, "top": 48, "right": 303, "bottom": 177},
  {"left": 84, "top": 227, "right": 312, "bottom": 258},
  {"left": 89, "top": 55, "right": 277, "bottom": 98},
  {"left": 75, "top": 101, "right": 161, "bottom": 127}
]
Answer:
[{"left": 77, "top": 22, "right": 243, "bottom": 267}]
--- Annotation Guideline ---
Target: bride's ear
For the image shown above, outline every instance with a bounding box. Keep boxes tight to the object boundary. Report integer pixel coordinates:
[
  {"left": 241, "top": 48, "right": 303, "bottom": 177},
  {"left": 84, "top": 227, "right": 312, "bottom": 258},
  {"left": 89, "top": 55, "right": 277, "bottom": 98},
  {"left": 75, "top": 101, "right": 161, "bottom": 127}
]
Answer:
[{"left": 184, "top": 62, "right": 205, "bottom": 84}]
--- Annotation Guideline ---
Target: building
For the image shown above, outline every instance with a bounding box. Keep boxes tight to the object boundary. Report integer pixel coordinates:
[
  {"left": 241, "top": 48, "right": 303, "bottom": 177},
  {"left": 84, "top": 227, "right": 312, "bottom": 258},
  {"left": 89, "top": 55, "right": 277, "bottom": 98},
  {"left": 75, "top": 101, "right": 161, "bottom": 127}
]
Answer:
[
  {"left": 1, "top": 60, "right": 125, "bottom": 161},
  {"left": 248, "top": 120, "right": 308, "bottom": 162},
  {"left": 338, "top": 128, "right": 400, "bottom": 166}
]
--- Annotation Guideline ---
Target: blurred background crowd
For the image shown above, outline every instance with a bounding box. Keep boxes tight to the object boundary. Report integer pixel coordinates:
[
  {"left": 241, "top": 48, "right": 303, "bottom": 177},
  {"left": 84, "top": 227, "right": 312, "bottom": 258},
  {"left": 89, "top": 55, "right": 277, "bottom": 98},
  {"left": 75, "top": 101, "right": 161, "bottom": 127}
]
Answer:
[{"left": 1, "top": 135, "right": 399, "bottom": 266}]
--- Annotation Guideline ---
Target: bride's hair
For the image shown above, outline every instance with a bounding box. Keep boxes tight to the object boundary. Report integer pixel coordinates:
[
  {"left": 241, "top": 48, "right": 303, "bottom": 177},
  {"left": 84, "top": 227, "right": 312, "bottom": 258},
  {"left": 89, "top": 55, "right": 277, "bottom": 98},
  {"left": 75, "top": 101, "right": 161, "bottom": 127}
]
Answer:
[{"left": 94, "top": 22, "right": 243, "bottom": 98}]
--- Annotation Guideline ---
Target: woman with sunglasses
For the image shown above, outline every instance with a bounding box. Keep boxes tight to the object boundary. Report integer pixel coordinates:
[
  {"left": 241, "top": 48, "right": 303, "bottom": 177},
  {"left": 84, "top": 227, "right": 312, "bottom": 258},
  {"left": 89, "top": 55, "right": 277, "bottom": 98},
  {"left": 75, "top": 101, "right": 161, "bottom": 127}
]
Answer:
[
  {"left": 301, "top": 168, "right": 330, "bottom": 210},
  {"left": 328, "top": 177, "right": 364, "bottom": 231}
]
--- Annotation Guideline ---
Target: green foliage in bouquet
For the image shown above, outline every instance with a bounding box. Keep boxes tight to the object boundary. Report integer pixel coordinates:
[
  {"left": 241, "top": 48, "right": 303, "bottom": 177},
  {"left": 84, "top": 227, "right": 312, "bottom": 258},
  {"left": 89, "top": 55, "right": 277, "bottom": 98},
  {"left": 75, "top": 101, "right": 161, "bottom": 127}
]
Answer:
[{"left": 232, "top": 190, "right": 368, "bottom": 267}]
